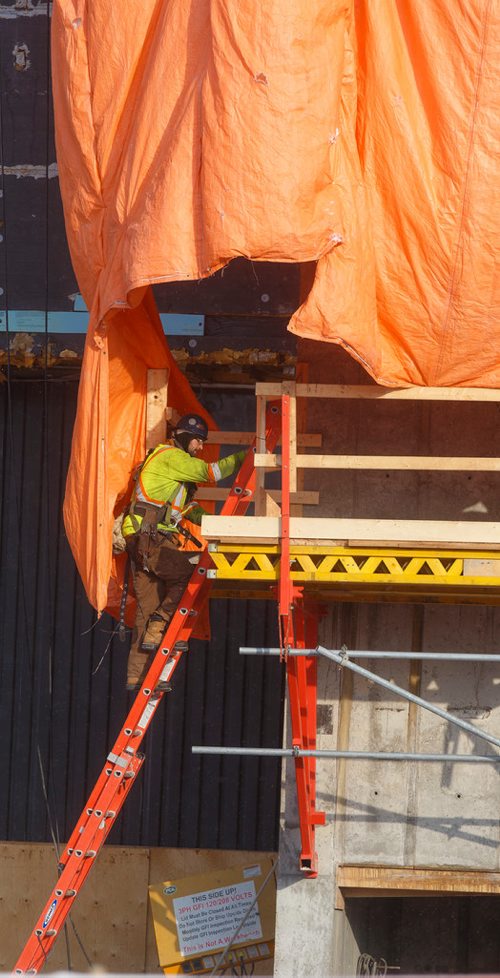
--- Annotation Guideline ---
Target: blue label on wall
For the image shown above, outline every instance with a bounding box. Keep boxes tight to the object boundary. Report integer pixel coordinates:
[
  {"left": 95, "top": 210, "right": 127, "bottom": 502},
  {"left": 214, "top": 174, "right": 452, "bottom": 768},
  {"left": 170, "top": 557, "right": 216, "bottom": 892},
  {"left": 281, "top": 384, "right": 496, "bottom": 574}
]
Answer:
[{"left": 0, "top": 306, "right": 204, "bottom": 336}]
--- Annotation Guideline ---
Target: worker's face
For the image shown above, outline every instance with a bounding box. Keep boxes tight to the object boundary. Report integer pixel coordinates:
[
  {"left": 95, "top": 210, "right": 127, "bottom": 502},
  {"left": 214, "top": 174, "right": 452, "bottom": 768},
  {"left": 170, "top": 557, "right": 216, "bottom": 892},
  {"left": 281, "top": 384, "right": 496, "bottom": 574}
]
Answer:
[{"left": 187, "top": 436, "right": 205, "bottom": 456}]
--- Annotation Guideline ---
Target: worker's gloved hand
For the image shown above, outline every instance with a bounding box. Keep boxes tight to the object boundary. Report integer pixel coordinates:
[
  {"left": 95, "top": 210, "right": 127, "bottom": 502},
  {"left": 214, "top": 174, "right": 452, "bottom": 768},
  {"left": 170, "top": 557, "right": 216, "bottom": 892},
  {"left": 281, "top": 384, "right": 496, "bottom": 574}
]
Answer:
[{"left": 235, "top": 449, "right": 246, "bottom": 469}]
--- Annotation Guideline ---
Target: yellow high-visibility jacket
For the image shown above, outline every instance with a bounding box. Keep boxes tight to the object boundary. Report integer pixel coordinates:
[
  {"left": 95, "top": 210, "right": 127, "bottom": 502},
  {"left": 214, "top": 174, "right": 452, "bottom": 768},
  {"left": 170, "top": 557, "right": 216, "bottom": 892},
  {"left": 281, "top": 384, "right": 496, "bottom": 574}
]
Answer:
[{"left": 122, "top": 441, "right": 245, "bottom": 538}]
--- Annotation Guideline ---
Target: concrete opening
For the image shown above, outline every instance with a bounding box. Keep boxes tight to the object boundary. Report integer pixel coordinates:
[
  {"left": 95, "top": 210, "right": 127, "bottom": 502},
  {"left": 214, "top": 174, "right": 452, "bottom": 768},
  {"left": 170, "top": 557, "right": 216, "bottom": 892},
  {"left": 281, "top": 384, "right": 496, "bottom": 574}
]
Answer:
[{"left": 342, "top": 894, "right": 500, "bottom": 975}]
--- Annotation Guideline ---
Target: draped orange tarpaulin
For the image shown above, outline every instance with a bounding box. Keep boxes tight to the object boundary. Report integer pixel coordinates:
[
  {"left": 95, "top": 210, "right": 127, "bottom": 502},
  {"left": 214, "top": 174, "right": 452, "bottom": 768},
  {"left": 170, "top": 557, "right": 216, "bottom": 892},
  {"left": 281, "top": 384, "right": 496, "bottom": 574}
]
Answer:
[
  {"left": 53, "top": 0, "right": 499, "bottom": 614},
  {"left": 63, "top": 290, "right": 216, "bottom": 634},
  {"left": 290, "top": 1, "right": 500, "bottom": 387}
]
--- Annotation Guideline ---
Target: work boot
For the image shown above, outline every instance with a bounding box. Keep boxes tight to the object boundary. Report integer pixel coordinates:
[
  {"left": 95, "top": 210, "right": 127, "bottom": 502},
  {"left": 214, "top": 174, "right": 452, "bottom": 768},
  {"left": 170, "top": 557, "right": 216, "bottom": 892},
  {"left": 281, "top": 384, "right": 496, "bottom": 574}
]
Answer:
[
  {"left": 141, "top": 614, "right": 189, "bottom": 654},
  {"left": 126, "top": 622, "right": 189, "bottom": 692},
  {"left": 126, "top": 648, "right": 172, "bottom": 693}
]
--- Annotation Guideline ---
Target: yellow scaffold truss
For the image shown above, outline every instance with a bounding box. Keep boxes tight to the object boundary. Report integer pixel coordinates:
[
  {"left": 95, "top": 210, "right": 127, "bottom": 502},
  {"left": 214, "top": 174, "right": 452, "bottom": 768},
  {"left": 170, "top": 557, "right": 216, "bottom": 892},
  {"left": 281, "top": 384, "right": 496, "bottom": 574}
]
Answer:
[{"left": 207, "top": 545, "right": 500, "bottom": 604}]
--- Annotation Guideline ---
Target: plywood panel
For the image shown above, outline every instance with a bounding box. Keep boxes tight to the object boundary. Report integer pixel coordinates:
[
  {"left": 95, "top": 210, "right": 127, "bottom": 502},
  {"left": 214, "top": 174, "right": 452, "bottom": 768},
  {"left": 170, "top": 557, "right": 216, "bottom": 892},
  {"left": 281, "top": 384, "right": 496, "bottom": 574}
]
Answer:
[
  {"left": 2, "top": 842, "right": 149, "bottom": 972},
  {"left": 3, "top": 843, "right": 276, "bottom": 973}
]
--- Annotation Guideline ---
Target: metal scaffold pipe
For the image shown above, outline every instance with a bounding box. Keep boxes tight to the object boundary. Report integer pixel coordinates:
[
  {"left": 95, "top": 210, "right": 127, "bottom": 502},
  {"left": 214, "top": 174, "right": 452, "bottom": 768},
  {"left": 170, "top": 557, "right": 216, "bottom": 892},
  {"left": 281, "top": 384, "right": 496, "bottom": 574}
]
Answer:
[
  {"left": 240, "top": 647, "right": 500, "bottom": 662},
  {"left": 192, "top": 746, "right": 500, "bottom": 763},
  {"left": 316, "top": 645, "right": 500, "bottom": 750}
]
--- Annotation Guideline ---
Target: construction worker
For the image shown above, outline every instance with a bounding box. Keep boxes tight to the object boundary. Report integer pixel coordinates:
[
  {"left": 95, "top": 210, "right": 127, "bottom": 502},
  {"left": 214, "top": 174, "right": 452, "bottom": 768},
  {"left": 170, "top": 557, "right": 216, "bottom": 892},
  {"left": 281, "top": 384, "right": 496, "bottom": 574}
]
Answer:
[{"left": 122, "top": 414, "right": 246, "bottom": 691}]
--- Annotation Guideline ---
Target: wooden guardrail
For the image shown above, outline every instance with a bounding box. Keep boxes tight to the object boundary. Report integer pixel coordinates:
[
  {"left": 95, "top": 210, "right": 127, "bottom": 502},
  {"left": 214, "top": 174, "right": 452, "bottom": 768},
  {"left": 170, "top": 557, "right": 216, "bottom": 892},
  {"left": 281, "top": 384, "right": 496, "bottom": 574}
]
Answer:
[{"left": 202, "top": 381, "right": 500, "bottom": 549}]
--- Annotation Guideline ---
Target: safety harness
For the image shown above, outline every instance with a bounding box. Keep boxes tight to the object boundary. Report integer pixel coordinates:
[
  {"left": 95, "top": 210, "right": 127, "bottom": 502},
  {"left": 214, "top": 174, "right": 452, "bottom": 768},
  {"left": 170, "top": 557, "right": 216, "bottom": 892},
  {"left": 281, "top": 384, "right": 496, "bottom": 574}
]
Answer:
[{"left": 127, "top": 444, "right": 201, "bottom": 568}]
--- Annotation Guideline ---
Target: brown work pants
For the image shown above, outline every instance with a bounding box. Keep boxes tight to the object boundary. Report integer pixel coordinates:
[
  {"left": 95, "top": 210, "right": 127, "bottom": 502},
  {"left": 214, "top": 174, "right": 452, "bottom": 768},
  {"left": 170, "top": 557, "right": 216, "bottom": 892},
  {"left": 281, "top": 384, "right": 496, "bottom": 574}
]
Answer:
[{"left": 127, "top": 533, "right": 195, "bottom": 656}]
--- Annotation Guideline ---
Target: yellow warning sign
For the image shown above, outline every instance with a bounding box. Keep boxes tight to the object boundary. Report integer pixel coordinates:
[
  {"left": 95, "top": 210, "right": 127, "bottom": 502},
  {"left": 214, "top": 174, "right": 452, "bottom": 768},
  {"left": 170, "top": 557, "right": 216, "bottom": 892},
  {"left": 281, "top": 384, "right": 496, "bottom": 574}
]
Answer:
[{"left": 149, "top": 858, "right": 276, "bottom": 974}]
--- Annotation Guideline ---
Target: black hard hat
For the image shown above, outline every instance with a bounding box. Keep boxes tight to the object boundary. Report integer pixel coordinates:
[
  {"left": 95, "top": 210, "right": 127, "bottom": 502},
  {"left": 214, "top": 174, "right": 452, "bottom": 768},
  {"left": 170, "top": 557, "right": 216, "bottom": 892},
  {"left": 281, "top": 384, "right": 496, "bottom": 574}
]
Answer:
[{"left": 175, "top": 413, "right": 209, "bottom": 441}]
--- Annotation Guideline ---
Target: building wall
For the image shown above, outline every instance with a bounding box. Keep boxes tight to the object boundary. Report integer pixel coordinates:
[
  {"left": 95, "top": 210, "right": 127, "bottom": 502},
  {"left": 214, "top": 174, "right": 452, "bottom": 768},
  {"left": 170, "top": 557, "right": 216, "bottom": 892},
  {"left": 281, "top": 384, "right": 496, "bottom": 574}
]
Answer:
[
  {"left": 302, "top": 336, "right": 500, "bottom": 871},
  {"left": 0, "top": 379, "right": 285, "bottom": 852},
  {"left": 324, "top": 603, "right": 500, "bottom": 871},
  {"left": 274, "top": 339, "right": 500, "bottom": 977}
]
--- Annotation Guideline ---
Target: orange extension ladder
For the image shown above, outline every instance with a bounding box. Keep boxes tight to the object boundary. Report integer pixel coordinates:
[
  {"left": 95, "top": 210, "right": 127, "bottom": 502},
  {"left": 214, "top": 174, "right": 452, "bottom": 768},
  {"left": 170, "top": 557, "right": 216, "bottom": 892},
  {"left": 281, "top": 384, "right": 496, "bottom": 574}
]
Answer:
[{"left": 14, "top": 404, "right": 282, "bottom": 974}]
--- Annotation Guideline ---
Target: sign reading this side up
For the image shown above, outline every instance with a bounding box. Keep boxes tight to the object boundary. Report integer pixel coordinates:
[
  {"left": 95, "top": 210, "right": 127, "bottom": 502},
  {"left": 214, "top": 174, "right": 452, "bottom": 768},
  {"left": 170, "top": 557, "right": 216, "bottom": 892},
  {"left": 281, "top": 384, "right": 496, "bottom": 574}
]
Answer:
[
  {"left": 148, "top": 857, "right": 276, "bottom": 970},
  {"left": 173, "top": 880, "right": 262, "bottom": 957}
]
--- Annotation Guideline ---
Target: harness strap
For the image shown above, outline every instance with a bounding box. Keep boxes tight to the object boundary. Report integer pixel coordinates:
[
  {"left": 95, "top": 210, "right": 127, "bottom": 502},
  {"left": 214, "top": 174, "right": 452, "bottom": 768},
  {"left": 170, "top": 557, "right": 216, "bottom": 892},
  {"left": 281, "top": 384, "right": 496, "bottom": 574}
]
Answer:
[{"left": 118, "top": 553, "right": 131, "bottom": 642}]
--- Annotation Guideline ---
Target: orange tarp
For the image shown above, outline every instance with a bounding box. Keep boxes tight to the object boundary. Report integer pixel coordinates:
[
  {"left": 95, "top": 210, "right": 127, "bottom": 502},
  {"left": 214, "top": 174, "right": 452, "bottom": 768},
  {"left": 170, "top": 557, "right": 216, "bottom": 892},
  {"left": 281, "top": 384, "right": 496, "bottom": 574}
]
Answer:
[
  {"left": 64, "top": 290, "right": 214, "bottom": 634},
  {"left": 290, "top": 1, "right": 499, "bottom": 386},
  {"left": 53, "top": 1, "right": 499, "bottom": 613}
]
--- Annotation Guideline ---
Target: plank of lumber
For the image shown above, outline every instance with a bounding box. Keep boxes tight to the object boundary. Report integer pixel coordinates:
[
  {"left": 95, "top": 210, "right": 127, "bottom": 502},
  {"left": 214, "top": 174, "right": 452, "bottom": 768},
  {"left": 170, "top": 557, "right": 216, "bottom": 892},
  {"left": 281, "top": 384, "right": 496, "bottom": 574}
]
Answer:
[
  {"left": 291, "top": 361, "right": 309, "bottom": 518},
  {"left": 196, "top": 489, "right": 320, "bottom": 504},
  {"left": 284, "top": 380, "right": 298, "bottom": 494},
  {"left": 254, "top": 395, "right": 268, "bottom": 517},
  {"left": 256, "top": 382, "right": 500, "bottom": 402},
  {"left": 204, "top": 431, "right": 321, "bottom": 446},
  {"left": 254, "top": 454, "right": 500, "bottom": 472},
  {"left": 336, "top": 865, "right": 500, "bottom": 897},
  {"left": 200, "top": 515, "right": 500, "bottom": 550},
  {"left": 463, "top": 558, "right": 500, "bottom": 576},
  {"left": 262, "top": 492, "right": 281, "bottom": 517},
  {"left": 146, "top": 369, "right": 169, "bottom": 451}
]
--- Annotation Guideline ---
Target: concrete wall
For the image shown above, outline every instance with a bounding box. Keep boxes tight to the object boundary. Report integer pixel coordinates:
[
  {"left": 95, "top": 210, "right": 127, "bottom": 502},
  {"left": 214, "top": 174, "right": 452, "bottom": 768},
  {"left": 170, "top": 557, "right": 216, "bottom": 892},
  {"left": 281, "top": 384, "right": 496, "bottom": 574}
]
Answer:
[
  {"left": 274, "top": 341, "right": 500, "bottom": 977},
  {"left": 324, "top": 603, "right": 500, "bottom": 871}
]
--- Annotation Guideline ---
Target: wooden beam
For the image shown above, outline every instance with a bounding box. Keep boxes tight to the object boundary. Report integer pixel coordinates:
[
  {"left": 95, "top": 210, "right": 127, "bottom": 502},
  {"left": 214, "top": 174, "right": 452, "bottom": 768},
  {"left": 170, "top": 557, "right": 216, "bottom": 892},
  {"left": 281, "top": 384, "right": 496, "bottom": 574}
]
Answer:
[
  {"left": 254, "top": 394, "right": 268, "bottom": 517},
  {"left": 283, "top": 380, "right": 297, "bottom": 494},
  {"left": 254, "top": 454, "right": 500, "bottom": 472},
  {"left": 256, "top": 382, "right": 500, "bottom": 402},
  {"left": 146, "top": 369, "right": 169, "bottom": 451},
  {"left": 291, "top": 362, "right": 309, "bottom": 518},
  {"left": 204, "top": 431, "right": 321, "bottom": 447},
  {"left": 336, "top": 865, "right": 500, "bottom": 903},
  {"left": 200, "top": 515, "right": 500, "bottom": 550},
  {"left": 255, "top": 454, "right": 280, "bottom": 470},
  {"left": 262, "top": 492, "right": 281, "bottom": 517},
  {"left": 196, "top": 489, "right": 320, "bottom": 504}
]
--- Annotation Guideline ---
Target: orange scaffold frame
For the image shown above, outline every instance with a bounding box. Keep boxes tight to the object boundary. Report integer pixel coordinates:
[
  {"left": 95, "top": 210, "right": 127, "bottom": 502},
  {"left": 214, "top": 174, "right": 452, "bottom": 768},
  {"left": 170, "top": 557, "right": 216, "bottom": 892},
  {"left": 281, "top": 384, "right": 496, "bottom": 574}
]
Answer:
[{"left": 278, "top": 391, "right": 325, "bottom": 877}]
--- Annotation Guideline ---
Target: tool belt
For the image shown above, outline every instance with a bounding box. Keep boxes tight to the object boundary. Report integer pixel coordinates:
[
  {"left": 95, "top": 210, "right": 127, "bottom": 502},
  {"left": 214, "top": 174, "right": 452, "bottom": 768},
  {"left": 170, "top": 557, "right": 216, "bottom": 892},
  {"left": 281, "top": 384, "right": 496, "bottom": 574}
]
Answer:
[
  {"left": 131, "top": 501, "right": 169, "bottom": 535},
  {"left": 128, "top": 500, "right": 180, "bottom": 570}
]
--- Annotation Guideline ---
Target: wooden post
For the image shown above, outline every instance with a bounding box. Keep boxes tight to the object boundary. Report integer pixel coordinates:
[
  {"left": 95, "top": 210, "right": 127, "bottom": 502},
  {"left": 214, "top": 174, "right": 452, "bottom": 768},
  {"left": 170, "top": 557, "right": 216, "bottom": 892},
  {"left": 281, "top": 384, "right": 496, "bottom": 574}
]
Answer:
[
  {"left": 282, "top": 381, "right": 297, "bottom": 495},
  {"left": 146, "top": 369, "right": 169, "bottom": 451},
  {"left": 254, "top": 393, "right": 268, "bottom": 516},
  {"left": 291, "top": 363, "right": 312, "bottom": 518}
]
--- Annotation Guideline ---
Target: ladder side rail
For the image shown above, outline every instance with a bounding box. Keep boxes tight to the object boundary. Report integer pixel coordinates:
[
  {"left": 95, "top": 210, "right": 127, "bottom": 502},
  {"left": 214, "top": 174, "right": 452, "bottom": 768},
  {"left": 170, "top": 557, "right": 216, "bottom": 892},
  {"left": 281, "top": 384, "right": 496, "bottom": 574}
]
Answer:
[
  {"left": 64, "top": 407, "right": 282, "bottom": 857},
  {"left": 14, "top": 571, "right": 211, "bottom": 971},
  {"left": 15, "top": 403, "right": 282, "bottom": 974},
  {"left": 13, "top": 752, "right": 145, "bottom": 973},
  {"left": 60, "top": 573, "right": 211, "bottom": 863}
]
